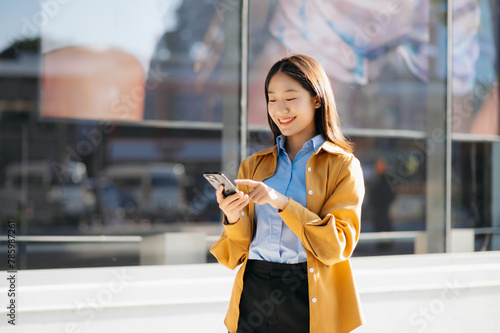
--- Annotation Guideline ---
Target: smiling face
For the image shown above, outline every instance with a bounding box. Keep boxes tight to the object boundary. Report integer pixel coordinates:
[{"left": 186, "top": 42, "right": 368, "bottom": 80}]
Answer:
[{"left": 267, "top": 72, "right": 320, "bottom": 145}]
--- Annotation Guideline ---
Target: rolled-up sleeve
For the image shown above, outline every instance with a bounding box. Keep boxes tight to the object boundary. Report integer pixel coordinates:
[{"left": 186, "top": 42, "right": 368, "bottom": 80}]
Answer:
[{"left": 210, "top": 161, "right": 254, "bottom": 270}]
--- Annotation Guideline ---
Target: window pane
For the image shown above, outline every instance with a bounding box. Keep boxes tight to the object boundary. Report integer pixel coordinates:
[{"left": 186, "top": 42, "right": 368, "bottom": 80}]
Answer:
[
  {"left": 0, "top": 0, "right": 241, "bottom": 269},
  {"left": 451, "top": 142, "right": 492, "bottom": 229},
  {"left": 248, "top": 0, "right": 430, "bottom": 131},
  {"left": 452, "top": 0, "right": 499, "bottom": 135},
  {"left": 248, "top": 131, "right": 427, "bottom": 255},
  {"left": 451, "top": 0, "right": 500, "bottom": 252},
  {"left": 247, "top": 0, "right": 448, "bottom": 255}
]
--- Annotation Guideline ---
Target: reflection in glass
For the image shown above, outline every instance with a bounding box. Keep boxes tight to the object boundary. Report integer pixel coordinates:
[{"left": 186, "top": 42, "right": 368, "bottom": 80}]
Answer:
[
  {"left": 249, "top": 132, "right": 427, "bottom": 233},
  {"left": 40, "top": 0, "right": 183, "bottom": 121},
  {"left": 248, "top": 0, "right": 430, "bottom": 131},
  {"left": 452, "top": 142, "right": 492, "bottom": 229},
  {"left": 39, "top": 0, "right": 240, "bottom": 124},
  {"left": 452, "top": 0, "right": 499, "bottom": 135},
  {"left": 0, "top": 0, "right": 241, "bottom": 269},
  {"left": 451, "top": 142, "right": 495, "bottom": 251},
  {"left": 450, "top": 0, "right": 499, "bottom": 252}
]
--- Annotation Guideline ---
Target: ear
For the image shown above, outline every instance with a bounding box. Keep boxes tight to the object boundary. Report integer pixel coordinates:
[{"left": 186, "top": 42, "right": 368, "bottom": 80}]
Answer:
[{"left": 313, "top": 96, "right": 321, "bottom": 109}]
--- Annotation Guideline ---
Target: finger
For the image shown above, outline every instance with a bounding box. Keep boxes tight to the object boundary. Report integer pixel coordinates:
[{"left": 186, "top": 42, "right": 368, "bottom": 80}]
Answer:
[
  {"left": 225, "top": 190, "right": 245, "bottom": 201},
  {"left": 230, "top": 194, "right": 249, "bottom": 209},
  {"left": 217, "top": 188, "right": 239, "bottom": 205},
  {"left": 247, "top": 187, "right": 264, "bottom": 201},
  {"left": 219, "top": 191, "right": 244, "bottom": 208},
  {"left": 223, "top": 194, "right": 249, "bottom": 212},
  {"left": 235, "top": 196, "right": 250, "bottom": 210},
  {"left": 234, "top": 179, "right": 260, "bottom": 188},
  {"left": 216, "top": 185, "right": 223, "bottom": 195},
  {"left": 249, "top": 191, "right": 266, "bottom": 204},
  {"left": 247, "top": 189, "right": 257, "bottom": 201},
  {"left": 215, "top": 185, "right": 225, "bottom": 203}
]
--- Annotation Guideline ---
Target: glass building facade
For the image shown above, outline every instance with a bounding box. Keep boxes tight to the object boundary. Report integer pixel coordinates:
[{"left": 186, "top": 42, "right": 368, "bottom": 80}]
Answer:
[{"left": 0, "top": 0, "right": 499, "bottom": 269}]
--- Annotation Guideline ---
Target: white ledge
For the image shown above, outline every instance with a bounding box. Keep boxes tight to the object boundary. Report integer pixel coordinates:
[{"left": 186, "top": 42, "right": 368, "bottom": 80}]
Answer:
[{"left": 0, "top": 252, "right": 499, "bottom": 333}]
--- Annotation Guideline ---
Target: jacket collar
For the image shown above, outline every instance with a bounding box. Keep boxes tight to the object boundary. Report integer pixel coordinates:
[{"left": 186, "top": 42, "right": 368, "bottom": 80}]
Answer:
[
  {"left": 316, "top": 141, "right": 346, "bottom": 155},
  {"left": 253, "top": 140, "right": 346, "bottom": 158},
  {"left": 253, "top": 146, "right": 277, "bottom": 157}
]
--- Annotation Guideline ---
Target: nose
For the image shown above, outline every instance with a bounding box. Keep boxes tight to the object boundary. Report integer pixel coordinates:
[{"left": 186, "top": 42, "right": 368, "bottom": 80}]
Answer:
[{"left": 276, "top": 100, "right": 289, "bottom": 113}]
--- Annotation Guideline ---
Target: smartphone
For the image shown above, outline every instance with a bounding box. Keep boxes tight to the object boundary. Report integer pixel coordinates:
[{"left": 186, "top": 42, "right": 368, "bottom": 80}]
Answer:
[{"left": 203, "top": 172, "right": 238, "bottom": 197}]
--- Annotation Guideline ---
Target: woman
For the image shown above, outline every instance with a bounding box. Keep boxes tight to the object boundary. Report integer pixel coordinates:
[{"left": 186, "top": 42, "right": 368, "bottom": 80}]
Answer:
[{"left": 211, "top": 54, "right": 365, "bottom": 333}]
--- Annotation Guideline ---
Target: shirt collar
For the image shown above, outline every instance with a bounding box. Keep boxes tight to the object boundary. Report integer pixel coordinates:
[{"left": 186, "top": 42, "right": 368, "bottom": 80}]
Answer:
[
  {"left": 276, "top": 134, "right": 325, "bottom": 156},
  {"left": 253, "top": 138, "right": 346, "bottom": 158}
]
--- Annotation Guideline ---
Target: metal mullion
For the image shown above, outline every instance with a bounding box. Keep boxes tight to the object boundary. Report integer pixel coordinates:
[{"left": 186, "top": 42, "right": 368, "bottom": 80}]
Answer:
[
  {"left": 445, "top": 0, "right": 454, "bottom": 253},
  {"left": 240, "top": 0, "right": 249, "bottom": 162}
]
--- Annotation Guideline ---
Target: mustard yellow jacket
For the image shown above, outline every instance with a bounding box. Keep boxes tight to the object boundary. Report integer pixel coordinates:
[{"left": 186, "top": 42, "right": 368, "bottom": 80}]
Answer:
[{"left": 210, "top": 141, "right": 365, "bottom": 333}]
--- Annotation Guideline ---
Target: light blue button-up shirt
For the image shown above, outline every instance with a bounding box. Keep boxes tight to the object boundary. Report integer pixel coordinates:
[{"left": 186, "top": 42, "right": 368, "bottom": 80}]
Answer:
[{"left": 248, "top": 134, "right": 326, "bottom": 263}]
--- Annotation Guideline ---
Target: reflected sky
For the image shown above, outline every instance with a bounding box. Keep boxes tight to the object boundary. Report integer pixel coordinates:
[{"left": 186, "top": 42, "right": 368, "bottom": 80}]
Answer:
[
  {"left": 0, "top": 0, "right": 182, "bottom": 75},
  {"left": 0, "top": 0, "right": 39, "bottom": 51}
]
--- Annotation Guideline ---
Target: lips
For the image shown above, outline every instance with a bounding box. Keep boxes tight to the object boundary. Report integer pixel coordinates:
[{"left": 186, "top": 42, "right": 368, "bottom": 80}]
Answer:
[{"left": 278, "top": 117, "right": 296, "bottom": 125}]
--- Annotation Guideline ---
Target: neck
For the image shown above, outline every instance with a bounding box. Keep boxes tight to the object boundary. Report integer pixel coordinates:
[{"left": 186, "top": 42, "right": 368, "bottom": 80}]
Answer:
[
  {"left": 284, "top": 132, "right": 318, "bottom": 156},
  {"left": 285, "top": 139, "right": 302, "bottom": 157}
]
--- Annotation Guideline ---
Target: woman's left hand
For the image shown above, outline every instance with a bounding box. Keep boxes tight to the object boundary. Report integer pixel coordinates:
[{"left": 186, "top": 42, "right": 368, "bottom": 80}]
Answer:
[{"left": 234, "top": 179, "right": 289, "bottom": 211}]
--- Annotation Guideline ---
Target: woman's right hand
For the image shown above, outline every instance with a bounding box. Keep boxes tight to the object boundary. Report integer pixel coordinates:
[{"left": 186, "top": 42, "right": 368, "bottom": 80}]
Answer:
[{"left": 216, "top": 185, "right": 249, "bottom": 224}]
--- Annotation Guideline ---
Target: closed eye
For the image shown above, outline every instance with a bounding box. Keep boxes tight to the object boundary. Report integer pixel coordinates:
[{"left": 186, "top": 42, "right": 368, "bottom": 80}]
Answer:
[
  {"left": 286, "top": 98, "right": 296, "bottom": 102},
  {"left": 268, "top": 99, "right": 276, "bottom": 103}
]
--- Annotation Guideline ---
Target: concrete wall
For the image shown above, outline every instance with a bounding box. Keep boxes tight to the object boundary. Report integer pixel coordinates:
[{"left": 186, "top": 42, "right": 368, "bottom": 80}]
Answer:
[{"left": 1, "top": 252, "right": 499, "bottom": 333}]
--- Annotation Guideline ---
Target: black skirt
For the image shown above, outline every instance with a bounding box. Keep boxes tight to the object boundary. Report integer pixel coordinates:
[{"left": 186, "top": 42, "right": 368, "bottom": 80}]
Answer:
[{"left": 237, "top": 259, "right": 310, "bottom": 333}]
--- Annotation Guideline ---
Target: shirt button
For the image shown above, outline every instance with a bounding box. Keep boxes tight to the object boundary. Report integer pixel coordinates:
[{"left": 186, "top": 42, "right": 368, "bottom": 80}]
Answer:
[
  {"left": 308, "top": 190, "right": 313, "bottom": 195},
  {"left": 312, "top": 298, "right": 317, "bottom": 303},
  {"left": 309, "top": 268, "right": 314, "bottom": 273},
  {"left": 307, "top": 167, "right": 311, "bottom": 172}
]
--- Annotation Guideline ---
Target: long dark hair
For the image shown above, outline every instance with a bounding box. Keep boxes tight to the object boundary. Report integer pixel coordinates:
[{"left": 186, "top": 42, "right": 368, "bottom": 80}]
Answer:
[{"left": 264, "top": 54, "right": 353, "bottom": 153}]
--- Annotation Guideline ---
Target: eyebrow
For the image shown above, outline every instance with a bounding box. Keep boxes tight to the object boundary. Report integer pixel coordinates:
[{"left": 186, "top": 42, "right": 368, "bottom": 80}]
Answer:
[{"left": 267, "top": 89, "right": 299, "bottom": 94}]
